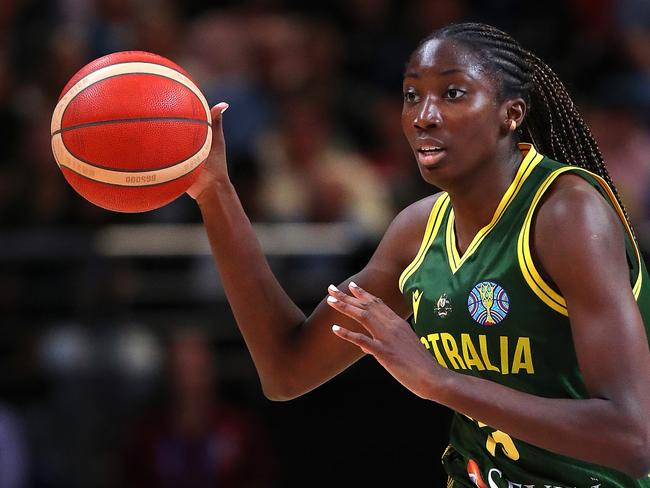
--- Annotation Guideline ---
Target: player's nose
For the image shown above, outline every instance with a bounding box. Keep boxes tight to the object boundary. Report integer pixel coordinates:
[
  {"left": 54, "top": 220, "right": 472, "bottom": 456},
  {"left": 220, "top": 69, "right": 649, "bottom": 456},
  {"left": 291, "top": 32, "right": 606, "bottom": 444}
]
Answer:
[{"left": 414, "top": 95, "right": 442, "bottom": 129}]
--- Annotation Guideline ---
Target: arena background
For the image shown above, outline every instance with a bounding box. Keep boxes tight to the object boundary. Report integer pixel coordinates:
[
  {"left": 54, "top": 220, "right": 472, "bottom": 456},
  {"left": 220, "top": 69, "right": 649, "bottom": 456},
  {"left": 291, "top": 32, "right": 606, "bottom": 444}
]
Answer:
[{"left": 1, "top": 0, "right": 650, "bottom": 486}]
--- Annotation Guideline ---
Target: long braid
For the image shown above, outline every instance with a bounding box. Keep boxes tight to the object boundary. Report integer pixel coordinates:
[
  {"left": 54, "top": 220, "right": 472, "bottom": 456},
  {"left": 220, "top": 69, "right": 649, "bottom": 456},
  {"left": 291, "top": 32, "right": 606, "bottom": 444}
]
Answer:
[{"left": 421, "top": 23, "right": 633, "bottom": 229}]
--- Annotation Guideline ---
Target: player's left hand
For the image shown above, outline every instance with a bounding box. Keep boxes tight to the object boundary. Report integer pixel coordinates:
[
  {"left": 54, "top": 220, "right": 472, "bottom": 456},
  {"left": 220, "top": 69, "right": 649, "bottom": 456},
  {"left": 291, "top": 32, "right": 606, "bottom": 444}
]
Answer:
[{"left": 327, "top": 282, "right": 444, "bottom": 400}]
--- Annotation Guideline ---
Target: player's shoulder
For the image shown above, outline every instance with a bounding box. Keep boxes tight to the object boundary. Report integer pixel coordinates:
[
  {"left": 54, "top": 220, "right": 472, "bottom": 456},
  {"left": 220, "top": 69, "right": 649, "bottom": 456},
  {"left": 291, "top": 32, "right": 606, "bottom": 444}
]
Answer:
[
  {"left": 533, "top": 172, "right": 624, "bottom": 257},
  {"left": 537, "top": 172, "right": 618, "bottom": 229}
]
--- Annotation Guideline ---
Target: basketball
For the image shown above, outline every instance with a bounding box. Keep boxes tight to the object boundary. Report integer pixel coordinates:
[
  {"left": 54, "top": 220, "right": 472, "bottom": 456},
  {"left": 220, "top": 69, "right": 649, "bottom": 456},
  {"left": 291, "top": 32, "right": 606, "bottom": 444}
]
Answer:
[{"left": 50, "top": 51, "right": 212, "bottom": 213}]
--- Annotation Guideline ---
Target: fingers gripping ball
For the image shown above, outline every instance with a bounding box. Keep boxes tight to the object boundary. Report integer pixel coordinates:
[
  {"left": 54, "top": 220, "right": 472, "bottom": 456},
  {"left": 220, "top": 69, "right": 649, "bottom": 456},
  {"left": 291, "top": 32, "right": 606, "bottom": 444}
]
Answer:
[{"left": 50, "top": 51, "right": 212, "bottom": 212}]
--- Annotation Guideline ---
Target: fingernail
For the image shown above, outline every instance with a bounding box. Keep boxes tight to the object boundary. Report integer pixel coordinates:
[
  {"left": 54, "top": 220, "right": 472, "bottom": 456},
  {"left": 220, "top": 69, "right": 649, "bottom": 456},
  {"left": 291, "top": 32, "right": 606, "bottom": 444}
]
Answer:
[
  {"left": 328, "top": 284, "right": 339, "bottom": 292},
  {"left": 332, "top": 325, "right": 341, "bottom": 332},
  {"left": 327, "top": 296, "right": 338, "bottom": 303},
  {"left": 349, "top": 281, "right": 358, "bottom": 288},
  {"left": 220, "top": 103, "right": 229, "bottom": 114}
]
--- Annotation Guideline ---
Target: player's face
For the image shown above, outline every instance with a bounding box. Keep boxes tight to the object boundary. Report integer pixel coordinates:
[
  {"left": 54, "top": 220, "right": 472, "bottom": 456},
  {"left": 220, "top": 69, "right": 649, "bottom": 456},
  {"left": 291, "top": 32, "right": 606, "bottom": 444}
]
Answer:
[{"left": 401, "top": 39, "right": 505, "bottom": 188}]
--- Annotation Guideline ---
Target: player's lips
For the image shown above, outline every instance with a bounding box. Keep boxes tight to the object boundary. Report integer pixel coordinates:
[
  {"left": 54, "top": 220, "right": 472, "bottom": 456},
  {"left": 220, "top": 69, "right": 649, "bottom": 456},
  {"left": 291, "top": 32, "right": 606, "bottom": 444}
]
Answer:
[{"left": 416, "top": 141, "right": 447, "bottom": 167}]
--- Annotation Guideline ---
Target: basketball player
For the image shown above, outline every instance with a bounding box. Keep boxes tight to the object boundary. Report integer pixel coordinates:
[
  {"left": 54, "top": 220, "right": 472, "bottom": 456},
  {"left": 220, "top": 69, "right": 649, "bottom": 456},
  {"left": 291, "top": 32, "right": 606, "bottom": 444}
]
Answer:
[{"left": 188, "top": 23, "right": 650, "bottom": 486}]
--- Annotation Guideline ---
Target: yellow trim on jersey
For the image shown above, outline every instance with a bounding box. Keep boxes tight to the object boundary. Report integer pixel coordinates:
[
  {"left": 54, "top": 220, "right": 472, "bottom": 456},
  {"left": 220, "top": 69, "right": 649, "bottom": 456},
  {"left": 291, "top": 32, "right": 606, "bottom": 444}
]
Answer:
[
  {"left": 445, "top": 145, "right": 544, "bottom": 274},
  {"left": 398, "top": 194, "right": 451, "bottom": 292},
  {"left": 446, "top": 211, "right": 461, "bottom": 271},
  {"left": 517, "top": 166, "right": 642, "bottom": 316},
  {"left": 517, "top": 168, "right": 570, "bottom": 315}
]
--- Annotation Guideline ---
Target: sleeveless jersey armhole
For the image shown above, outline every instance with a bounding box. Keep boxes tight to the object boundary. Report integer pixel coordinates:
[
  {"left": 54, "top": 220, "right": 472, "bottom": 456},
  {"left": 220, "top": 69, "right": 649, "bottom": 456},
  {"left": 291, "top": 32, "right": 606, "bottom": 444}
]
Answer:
[
  {"left": 398, "top": 193, "right": 450, "bottom": 293},
  {"left": 517, "top": 167, "right": 643, "bottom": 316}
]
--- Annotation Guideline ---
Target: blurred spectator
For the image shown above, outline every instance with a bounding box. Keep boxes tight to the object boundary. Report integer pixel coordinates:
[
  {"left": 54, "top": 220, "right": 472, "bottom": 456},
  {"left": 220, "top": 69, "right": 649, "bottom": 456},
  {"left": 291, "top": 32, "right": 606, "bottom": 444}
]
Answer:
[
  {"left": 337, "top": 0, "right": 413, "bottom": 93},
  {"left": 183, "top": 12, "right": 273, "bottom": 163},
  {"left": 611, "top": 0, "right": 650, "bottom": 127},
  {"left": 617, "top": 0, "right": 650, "bottom": 74},
  {"left": 121, "top": 329, "right": 276, "bottom": 488},
  {"left": 585, "top": 0, "right": 650, "bottom": 225},
  {"left": 169, "top": 12, "right": 274, "bottom": 221},
  {"left": 21, "top": 109, "right": 80, "bottom": 226},
  {"left": 254, "top": 95, "right": 393, "bottom": 239},
  {"left": 405, "top": 0, "right": 467, "bottom": 40},
  {"left": 88, "top": 0, "right": 138, "bottom": 57},
  {"left": 362, "top": 97, "right": 433, "bottom": 210},
  {"left": 132, "top": 1, "right": 184, "bottom": 60},
  {"left": 27, "top": 321, "right": 163, "bottom": 487},
  {"left": 585, "top": 106, "right": 650, "bottom": 229}
]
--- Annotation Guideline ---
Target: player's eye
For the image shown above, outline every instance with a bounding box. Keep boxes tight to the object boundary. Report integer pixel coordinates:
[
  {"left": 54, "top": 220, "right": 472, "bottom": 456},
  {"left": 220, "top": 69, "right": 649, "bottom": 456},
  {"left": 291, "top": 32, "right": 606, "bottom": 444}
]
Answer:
[
  {"left": 403, "top": 89, "right": 419, "bottom": 103},
  {"left": 445, "top": 88, "right": 466, "bottom": 100}
]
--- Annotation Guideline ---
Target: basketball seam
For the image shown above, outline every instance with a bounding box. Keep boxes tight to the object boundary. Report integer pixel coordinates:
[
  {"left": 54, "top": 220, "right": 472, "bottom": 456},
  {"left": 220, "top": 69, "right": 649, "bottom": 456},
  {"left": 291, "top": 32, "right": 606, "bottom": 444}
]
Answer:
[
  {"left": 58, "top": 125, "right": 210, "bottom": 173},
  {"left": 52, "top": 116, "right": 211, "bottom": 135},
  {"left": 59, "top": 71, "right": 207, "bottom": 131}
]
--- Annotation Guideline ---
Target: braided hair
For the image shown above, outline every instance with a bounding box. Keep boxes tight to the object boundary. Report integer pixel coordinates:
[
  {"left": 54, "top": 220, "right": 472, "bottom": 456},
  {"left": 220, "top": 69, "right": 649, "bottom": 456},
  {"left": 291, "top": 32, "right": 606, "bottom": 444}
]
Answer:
[{"left": 417, "top": 22, "right": 631, "bottom": 226}]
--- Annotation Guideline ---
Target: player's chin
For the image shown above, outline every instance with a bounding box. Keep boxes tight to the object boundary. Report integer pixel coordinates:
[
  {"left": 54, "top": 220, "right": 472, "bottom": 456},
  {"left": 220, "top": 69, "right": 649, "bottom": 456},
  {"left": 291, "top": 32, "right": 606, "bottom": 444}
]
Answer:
[{"left": 417, "top": 159, "right": 452, "bottom": 188}]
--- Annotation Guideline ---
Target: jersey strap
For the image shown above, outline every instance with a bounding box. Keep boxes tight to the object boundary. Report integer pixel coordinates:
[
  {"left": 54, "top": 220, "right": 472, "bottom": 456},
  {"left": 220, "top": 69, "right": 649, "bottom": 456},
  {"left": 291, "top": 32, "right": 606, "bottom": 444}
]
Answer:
[
  {"left": 517, "top": 166, "right": 642, "bottom": 316},
  {"left": 399, "top": 193, "right": 450, "bottom": 292}
]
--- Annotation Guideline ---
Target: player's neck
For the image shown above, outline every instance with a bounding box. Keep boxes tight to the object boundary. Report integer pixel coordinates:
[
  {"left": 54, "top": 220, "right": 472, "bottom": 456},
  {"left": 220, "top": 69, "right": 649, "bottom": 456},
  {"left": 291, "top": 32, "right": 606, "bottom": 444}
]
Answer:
[{"left": 447, "top": 147, "right": 522, "bottom": 251}]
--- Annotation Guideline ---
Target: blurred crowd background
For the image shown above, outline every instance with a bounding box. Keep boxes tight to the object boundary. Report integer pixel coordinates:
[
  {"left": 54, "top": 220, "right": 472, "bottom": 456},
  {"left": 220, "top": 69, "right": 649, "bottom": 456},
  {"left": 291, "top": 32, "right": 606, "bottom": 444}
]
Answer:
[{"left": 1, "top": 0, "right": 650, "bottom": 486}]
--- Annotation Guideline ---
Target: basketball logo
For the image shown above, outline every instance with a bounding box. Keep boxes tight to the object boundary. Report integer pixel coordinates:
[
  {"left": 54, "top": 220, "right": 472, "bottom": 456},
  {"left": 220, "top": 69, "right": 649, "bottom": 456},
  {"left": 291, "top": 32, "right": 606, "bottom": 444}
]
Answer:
[{"left": 468, "top": 281, "right": 509, "bottom": 325}]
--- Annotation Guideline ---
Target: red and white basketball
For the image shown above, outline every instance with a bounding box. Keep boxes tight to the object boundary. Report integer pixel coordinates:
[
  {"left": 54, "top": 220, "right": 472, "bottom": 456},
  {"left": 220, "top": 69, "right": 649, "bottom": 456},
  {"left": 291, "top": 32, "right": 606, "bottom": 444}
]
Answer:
[{"left": 50, "top": 51, "right": 212, "bottom": 213}]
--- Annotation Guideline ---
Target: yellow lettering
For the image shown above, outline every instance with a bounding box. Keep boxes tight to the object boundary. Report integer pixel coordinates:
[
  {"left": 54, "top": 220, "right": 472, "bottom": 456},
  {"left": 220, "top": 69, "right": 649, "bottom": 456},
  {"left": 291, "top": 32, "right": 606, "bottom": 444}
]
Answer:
[
  {"left": 426, "top": 334, "right": 449, "bottom": 368},
  {"left": 486, "top": 430, "right": 520, "bottom": 461},
  {"left": 424, "top": 333, "right": 533, "bottom": 376},
  {"left": 511, "top": 337, "right": 534, "bottom": 374},
  {"left": 461, "top": 333, "right": 485, "bottom": 371},
  {"left": 500, "top": 336, "right": 509, "bottom": 375},
  {"left": 479, "top": 334, "right": 500, "bottom": 373},
  {"left": 441, "top": 333, "right": 466, "bottom": 370},
  {"left": 467, "top": 416, "right": 519, "bottom": 461}
]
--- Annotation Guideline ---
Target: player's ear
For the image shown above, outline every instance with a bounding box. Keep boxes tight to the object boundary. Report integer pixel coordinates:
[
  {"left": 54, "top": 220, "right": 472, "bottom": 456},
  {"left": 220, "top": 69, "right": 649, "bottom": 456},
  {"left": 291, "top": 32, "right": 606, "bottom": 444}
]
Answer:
[{"left": 502, "top": 98, "right": 526, "bottom": 133}]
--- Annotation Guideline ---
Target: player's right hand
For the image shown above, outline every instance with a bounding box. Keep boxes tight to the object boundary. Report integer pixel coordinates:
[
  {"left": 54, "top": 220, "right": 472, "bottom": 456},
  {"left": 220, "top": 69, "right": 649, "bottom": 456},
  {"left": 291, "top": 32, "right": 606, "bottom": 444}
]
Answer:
[{"left": 186, "top": 102, "right": 230, "bottom": 201}]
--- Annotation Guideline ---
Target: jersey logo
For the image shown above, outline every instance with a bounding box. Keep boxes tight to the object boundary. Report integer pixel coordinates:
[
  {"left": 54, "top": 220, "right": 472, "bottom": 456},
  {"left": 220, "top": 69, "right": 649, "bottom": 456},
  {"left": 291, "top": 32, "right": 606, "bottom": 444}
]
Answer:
[
  {"left": 434, "top": 293, "right": 452, "bottom": 318},
  {"left": 468, "top": 281, "right": 510, "bottom": 326},
  {"left": 412, "top": 289, "right": 423, "bottom": 324}
]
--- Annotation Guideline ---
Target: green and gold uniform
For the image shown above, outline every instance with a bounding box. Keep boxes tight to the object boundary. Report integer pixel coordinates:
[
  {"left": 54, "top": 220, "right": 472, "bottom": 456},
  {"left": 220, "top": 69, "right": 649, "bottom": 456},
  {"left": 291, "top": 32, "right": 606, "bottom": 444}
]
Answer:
[{"left": 399, "top": 144, "right": 650, "bottom": 487}]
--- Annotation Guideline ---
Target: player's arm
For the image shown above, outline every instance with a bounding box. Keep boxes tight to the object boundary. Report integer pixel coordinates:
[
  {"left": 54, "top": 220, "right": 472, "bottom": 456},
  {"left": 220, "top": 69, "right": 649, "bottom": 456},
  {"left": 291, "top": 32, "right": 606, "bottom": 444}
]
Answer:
[
  {"left": 329, "top": 175, "right": 650, "bottom": 477},
  {"left": 189, "top": 104, "right": 429, "bottom": 401}
]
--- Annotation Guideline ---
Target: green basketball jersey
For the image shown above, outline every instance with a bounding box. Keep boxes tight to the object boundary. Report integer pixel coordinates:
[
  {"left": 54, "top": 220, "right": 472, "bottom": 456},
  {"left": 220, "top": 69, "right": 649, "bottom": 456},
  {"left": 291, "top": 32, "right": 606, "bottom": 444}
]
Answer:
[{"left": 399, "top": 144, "right": 650, "bottom": 487}]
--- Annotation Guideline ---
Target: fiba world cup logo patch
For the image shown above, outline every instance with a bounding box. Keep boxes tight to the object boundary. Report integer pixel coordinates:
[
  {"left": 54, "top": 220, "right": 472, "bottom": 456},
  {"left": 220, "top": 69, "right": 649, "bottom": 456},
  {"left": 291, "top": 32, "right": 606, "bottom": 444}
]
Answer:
[{"left": 468, "top": 281, "right": 509, "bottom": 326}]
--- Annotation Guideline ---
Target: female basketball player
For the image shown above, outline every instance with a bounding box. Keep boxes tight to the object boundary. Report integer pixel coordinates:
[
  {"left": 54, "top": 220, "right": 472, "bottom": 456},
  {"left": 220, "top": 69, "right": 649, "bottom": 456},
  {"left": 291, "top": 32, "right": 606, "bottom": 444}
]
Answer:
[{"left": 188, "top": 23, "right": 650, "bottom": 486}]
